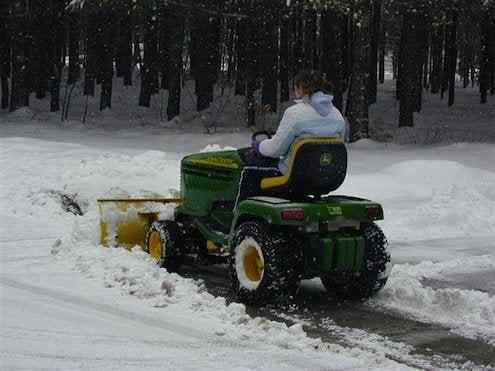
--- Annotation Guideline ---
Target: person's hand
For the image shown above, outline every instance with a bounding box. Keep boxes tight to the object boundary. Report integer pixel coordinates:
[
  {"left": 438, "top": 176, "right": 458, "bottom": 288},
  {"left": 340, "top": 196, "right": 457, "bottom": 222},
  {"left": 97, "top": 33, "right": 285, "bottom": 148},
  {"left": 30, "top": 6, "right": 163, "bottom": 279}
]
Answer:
[{"left": 251, "top": 138, "right": 261, "bottom": 155}]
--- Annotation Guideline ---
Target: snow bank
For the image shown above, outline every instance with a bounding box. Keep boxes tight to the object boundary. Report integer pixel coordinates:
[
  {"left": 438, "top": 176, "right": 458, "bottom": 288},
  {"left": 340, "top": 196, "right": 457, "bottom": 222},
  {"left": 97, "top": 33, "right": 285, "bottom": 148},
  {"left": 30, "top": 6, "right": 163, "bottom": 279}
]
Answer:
[
  {"left": 373, "top": 256, "right": 495, "bottom": 344},
  {"left": 341, "top": 159, "right": 495, "bottom": 243}
]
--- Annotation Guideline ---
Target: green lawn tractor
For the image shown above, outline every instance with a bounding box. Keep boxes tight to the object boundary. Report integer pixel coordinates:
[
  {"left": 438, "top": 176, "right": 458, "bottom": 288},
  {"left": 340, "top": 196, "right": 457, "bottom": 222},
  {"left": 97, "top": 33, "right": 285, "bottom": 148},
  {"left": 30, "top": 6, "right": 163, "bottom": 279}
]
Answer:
[{"left": 98, "top": 134, "right": 391, "bottom": 303}]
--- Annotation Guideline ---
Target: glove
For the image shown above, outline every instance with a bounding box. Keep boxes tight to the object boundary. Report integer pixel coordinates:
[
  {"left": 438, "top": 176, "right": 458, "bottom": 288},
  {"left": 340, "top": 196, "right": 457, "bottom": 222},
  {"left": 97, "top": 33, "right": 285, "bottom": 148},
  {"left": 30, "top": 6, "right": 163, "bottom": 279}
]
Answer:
[{"left": 251, "top": 139, "right": 261, "bottom": 155}]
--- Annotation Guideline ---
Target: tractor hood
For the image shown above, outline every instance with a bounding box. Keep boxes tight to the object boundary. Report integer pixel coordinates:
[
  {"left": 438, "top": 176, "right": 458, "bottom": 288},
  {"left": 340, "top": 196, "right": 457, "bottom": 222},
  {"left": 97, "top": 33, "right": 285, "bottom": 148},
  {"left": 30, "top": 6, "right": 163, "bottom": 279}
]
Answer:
[
  {"left": 179, "top": 150, "right": 243, "bottom": 217},
  {"left": 181, "top": 150, "right": 243, "bottom": 172}
]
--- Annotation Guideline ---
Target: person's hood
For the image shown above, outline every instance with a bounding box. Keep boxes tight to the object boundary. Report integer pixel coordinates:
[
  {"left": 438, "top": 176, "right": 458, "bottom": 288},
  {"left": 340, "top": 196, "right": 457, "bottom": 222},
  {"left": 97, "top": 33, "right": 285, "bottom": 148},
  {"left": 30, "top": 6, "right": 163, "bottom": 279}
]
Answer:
[{"left": 310, "top": 91, "right": 334, "bottom": 116}]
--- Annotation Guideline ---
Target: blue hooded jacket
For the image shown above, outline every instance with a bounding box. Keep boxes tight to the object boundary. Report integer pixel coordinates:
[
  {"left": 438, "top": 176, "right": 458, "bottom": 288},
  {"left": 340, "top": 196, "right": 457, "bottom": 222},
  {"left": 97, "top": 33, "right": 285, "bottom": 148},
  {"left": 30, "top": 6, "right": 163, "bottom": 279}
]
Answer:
[
  {"left": 259, "top": 91, "right": 346, "bottom": 173},
  {"left": 311, "top": 91, "right": 333, "bottom": 116}
]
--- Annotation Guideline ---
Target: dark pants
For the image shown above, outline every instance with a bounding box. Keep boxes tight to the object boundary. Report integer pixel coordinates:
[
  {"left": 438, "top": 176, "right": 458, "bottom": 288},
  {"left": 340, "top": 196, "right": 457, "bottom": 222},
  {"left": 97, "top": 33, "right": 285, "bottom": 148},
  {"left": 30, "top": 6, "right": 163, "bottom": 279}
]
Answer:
[{"left": 236, "top": 150, "right": 281, "bottom": 204}]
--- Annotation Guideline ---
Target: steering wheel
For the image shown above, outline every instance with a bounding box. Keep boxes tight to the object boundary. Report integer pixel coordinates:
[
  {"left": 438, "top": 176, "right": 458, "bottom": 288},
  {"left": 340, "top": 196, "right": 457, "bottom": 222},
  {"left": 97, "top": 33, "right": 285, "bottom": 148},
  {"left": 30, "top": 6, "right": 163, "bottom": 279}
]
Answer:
[{"left": 252, "top": 130, "right": 273, "bottom": 142}]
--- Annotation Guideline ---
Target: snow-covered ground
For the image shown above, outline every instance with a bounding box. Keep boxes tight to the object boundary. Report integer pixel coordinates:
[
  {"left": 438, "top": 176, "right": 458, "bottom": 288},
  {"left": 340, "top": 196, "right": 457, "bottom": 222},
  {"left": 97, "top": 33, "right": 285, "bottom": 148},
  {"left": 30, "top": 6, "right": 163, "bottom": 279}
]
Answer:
[
  {"left": 1, "top": 121, "right": 494, "bottom": 370},
  {"left": 1, "top": 81, "right": 495, "bottom": 370}
]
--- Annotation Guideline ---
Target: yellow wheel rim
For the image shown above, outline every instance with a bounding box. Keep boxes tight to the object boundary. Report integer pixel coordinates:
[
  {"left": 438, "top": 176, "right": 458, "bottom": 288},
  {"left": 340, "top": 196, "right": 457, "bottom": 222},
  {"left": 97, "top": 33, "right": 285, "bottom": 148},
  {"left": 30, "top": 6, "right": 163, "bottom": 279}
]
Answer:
[
  {"left": 148, "top": 230, "right": 165, "bottom": 263},
  {"left": 243, "top": 245, "right": 264, "bottom": 282}
]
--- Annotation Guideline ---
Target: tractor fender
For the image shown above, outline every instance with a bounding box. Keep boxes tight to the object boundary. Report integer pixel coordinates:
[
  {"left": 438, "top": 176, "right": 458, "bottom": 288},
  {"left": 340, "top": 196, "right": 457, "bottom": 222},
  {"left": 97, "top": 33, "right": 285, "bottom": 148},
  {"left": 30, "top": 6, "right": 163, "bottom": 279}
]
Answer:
[{"left": 230, "top": 198, "right": 301, "bottom": 238}]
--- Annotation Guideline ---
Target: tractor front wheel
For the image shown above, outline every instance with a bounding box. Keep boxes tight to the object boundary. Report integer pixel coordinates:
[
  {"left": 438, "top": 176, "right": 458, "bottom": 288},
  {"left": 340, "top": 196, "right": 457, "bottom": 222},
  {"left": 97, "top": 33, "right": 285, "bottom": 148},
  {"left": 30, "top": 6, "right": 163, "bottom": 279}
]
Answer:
[
  {"left": 145, "top": 220, "right": 183, "bottom": 271},
  {"left": 230, "top": 221, "right": 303, "bottom": 304},
  {"left": 320, "top": 223, "right": 391, "bottom": 300}
]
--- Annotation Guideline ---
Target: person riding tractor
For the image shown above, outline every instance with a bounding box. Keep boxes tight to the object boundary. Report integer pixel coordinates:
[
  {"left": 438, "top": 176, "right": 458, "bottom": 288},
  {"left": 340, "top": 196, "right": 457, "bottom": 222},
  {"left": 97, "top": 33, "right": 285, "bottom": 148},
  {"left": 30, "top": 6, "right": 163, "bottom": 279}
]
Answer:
[
  {"left": 238, "top": 70, "right": 346, "bottom": 203},
  {"left": 98, "top": 70, "right": 390, "bottom": 304}
]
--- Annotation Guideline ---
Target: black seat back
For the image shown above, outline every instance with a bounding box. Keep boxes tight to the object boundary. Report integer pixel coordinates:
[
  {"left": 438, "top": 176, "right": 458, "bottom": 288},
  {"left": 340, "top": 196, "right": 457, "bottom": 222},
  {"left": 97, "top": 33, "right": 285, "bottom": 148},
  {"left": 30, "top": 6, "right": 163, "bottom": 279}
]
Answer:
[{"left": 288, "top": 141, "right": 347, "bottom": 198}]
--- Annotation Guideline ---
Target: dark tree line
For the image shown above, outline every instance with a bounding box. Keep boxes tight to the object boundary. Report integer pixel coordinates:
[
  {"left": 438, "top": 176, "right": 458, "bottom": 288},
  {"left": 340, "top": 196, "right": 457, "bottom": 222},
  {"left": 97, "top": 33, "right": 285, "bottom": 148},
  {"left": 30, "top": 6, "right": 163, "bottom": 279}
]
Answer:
[{"left": 1, "top": 0, "right": 494, "bottom": 141}]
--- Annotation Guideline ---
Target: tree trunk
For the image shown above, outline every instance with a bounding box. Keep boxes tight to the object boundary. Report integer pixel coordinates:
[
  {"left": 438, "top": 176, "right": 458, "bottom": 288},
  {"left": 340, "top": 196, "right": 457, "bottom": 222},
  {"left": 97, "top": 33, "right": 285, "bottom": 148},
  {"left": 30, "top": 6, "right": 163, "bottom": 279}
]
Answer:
[
  {"left": 368, "top": 0, "right": 382, "bottom": 104},
  {"left": 234, "top": 15, "right": 248, "bottom": 96},
  {"left": 50, "top": 0, "right": 65, "bottom": 113},
  {"left": 1, "top": 74, "right": 8, "bottom": 109},
  {"left": 225, "top": 17, "right": 236, "bottom": 82},
  {"left": 261, "top": 1, "right": 278, "bottom": 112},
  {"left": 139, "top": 1, "right": 159, "bottom": 108},
  {"left": 430, "top": 26, "right": 443, "bottom": 94},
  {"left": 245, "top": 0, "right": 260, "bottom": 127},
  {"left": 31, "top": 0, "right": 49, "bottom": 100},
  {"left": 116, "top": 2, "right": 133, "bottom": 86},
  {"left": 84, "top": 5, "right": 97, "bottom": 96},
  {"left": 191, "top": 1, "right": 221, "bottom": 112},
  {"left": 396, "top": 24, "right": 405, "bottom": 101},
  {"left": 488, "top": 13, "right": 495, "bottom": 96},
  {"left": 480, "top": 13, "right": 491, "bottom": 103},
  {"left": 321, "top": 10, "right": 345, "bottom": 112},
  {"left": 279, "top": 6, "right": 290, "bottom": 103},
  {"left": 397, "top": 9, "right": 425, "bottom": 127},
  {"left": 292, "top": 0, "right": 304, "bottom": 75},
  {"left": 346, "top": 1, "right": 371, "bottom": 141},
  {"left": 68, "top": 12, "right": 80, "bottom": 85},
  {"left": 392, "top": 52, "right": 398, "bottom": 80},
  {"left": 164, "top": 6, "right": 185, "bottom": 120},
  {"left": 423, "top": 40, "right": 429, "bottom": 89},
  {"left": 415, "top": 18, "right": 427, "bottom": 113},
  {"left": 9, "top": 1, "right": 30, "bottom": 112},
  {"left": 0, "top": 14, "right": 10, "bottom": 109},
  {"left": 447, "top": 12, "right": 458, "bottom": 107},
  {"left": 303, "top": 5, "right": 317, "bottom": 69},
  {"left": 158, "top": 4, "right": 169, "bottom": 90},
  {"left": 342, "top": 16, "right": 353, "bottom": 88},
  {"left": 441, "top": 26, "right": 449, "bottom": 100},
  {"left": 99, "top": 8, "right": 114, "bottom": 111},
  {"left": 378, "top": 19, "right": 385, "bottom": 84}
]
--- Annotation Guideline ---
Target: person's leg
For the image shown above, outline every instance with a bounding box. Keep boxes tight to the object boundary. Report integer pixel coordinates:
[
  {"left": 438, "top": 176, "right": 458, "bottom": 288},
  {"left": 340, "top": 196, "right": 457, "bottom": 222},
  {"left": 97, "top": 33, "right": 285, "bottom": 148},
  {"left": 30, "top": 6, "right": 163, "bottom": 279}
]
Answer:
[{"left": 236, "top": 166, "right": 280, "bottom": 206}]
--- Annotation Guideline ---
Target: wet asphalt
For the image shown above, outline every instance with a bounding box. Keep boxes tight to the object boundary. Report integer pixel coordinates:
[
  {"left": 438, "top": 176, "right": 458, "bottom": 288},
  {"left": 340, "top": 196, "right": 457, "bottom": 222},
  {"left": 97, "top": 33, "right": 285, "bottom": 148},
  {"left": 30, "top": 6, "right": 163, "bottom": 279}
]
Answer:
[{"left": 177, "top": 262, "right": 495, "bottom": 370}]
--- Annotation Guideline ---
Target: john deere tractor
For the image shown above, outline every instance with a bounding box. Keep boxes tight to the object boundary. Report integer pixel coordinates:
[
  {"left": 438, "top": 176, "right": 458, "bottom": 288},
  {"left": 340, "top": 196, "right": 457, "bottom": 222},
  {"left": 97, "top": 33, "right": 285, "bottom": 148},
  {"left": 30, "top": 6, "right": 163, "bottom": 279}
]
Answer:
[{"left": 98, "top": 134, "right": 391, "bottom": 303}]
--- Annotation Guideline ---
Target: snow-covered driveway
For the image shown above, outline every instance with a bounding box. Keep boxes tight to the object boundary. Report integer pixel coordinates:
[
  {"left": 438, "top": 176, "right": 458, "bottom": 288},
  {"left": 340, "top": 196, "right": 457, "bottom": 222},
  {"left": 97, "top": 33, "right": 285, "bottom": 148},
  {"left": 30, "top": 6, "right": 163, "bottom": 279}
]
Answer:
[{"left": 1, "top": 124, "right": 494, "bottom": 370}]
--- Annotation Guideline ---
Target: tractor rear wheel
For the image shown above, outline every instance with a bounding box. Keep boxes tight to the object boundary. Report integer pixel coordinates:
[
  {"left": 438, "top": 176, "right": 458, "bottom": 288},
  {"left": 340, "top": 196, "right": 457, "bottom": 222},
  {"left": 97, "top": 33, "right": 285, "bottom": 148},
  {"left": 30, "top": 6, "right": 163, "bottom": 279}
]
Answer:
[
  {"left": 320, "top": 223, "right": 391, "bottom": 300},
  {"left": 145, "top": 220, "right": 183, "bottom": 271},
  {"left": 230, "top": 221, "right": 303, "bottom": 304}
]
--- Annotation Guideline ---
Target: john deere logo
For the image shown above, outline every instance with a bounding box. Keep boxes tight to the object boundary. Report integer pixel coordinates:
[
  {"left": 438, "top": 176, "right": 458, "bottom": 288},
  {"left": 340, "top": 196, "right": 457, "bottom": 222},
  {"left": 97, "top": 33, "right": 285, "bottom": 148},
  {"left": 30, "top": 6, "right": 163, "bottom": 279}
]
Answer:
[{"left": 320, "top": 153, "right": 333, "bottom": 166}]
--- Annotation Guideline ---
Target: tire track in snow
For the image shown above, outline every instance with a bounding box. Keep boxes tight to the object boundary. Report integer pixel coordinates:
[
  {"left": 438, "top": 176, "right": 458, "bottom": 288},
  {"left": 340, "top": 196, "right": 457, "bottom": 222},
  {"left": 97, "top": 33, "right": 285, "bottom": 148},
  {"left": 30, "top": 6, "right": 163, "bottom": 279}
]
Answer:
[
  {"left": 179, "top": 263, "right": 495, "bottom": 370},
  {"left": 0, "top": 276, "right": 211, "bottom": 342}
]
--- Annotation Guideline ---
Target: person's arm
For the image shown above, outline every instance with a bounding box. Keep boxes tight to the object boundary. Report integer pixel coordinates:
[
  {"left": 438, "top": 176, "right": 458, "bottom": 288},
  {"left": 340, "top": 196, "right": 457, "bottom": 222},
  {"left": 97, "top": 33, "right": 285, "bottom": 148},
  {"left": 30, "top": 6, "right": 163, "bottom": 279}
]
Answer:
[{"left": 258, "top": 109, "right": 297, "bottom": 158}]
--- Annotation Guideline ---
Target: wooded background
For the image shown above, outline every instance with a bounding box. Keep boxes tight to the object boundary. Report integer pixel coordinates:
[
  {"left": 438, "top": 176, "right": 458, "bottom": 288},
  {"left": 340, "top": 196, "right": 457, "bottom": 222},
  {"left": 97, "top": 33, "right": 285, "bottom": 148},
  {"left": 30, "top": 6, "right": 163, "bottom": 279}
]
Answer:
[{"left": 0, "top": 0, "right": 494, "bottom": 141}]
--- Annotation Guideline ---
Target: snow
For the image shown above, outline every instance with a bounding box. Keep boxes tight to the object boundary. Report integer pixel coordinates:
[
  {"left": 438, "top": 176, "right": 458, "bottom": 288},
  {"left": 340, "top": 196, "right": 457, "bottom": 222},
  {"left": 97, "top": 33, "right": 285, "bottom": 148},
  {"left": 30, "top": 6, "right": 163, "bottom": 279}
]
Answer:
[
  {"left": 1, "top": 82, "right": 495, "bottom": 369},
  {"left": 1, "top": 131, "right": 417, "bottom": 371},
  {"left": 372, "top": 256, "right": 495, "bottom": 345}
]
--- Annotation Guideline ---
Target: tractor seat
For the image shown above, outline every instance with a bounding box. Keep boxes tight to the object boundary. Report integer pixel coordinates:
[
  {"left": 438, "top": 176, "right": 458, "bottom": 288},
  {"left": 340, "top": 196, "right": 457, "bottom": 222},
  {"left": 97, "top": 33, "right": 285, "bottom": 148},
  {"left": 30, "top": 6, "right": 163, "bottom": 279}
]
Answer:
[{"left": 261, "top": 137, "right": 347, "bottom": 199}]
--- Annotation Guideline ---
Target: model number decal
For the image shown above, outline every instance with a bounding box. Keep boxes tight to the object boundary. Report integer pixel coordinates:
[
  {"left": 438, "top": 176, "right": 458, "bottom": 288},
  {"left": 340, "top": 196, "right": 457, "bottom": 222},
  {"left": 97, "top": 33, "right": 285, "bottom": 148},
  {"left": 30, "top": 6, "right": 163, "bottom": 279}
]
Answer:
[{"left": 326, "top": 206, "right": 342, "bottom": 215}]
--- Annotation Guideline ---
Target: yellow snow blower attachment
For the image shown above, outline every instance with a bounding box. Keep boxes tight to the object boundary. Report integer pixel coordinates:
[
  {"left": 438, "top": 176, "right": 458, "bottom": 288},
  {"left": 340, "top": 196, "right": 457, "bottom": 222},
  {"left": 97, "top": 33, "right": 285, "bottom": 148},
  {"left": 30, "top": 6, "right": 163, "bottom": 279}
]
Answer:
[{"left": 98, "top": 198, "right": 182, "bottom": 249}]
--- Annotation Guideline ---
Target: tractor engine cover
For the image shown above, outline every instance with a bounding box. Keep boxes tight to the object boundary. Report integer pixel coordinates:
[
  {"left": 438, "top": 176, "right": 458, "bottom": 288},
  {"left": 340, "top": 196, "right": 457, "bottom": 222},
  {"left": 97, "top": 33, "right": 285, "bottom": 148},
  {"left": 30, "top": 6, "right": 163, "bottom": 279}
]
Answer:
[{"left": 180, "top": 150, "right": 243, "bottom": 217}]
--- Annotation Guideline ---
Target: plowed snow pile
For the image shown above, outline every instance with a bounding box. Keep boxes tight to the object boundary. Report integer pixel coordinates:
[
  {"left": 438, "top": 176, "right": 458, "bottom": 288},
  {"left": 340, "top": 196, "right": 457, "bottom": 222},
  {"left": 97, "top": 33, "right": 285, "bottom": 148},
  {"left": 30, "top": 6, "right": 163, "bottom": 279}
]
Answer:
[
  {"left": 373, "top": 257, "right": 495, "bottom": 344},
  {"left": 341, "top": 158, "right": 495, "bottom": 242}
]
